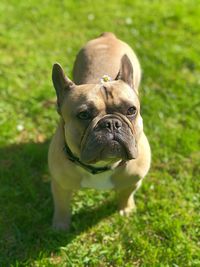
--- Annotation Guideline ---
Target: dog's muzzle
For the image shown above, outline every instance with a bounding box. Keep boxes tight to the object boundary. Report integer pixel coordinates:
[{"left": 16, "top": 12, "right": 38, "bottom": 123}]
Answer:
[{"left": 80, "top": 114, "right": 138, "bottom": 164}]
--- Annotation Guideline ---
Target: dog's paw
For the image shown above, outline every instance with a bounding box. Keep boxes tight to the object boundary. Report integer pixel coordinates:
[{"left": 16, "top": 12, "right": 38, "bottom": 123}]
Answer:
[
  {"left": 52, "top": 221, "right": 70, "bottom": 231},
  {"left": 119, "top": 205, "right": 137, "bottom": 217},
  {"left": 52, "top": 215, "right": 71, "bottom": 231}
]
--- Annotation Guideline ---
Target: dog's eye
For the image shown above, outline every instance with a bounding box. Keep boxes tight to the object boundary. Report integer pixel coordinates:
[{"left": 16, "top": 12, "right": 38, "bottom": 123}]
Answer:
[
  {"left": 77, "top": 111, "right": 91, "bottom": 120},
  {"left": 127, "top": 106, "right": 137, "bottom": 116}
]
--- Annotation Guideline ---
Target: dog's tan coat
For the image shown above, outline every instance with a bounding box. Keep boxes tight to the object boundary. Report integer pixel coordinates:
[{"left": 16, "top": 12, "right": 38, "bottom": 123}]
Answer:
[{"left": 48, "top": 33, "right": 151, "bottom": 230}]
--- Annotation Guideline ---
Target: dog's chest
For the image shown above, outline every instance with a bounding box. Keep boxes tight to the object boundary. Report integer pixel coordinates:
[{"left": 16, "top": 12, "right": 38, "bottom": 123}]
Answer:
[{"left": 80, "top": 169, "right": 114, "bottom": 190}]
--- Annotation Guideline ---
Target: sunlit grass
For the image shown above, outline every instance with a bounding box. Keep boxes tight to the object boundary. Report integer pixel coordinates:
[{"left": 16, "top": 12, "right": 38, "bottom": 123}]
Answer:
[{"left": 0, "top": 0, "right": 199, "bottom": 266}]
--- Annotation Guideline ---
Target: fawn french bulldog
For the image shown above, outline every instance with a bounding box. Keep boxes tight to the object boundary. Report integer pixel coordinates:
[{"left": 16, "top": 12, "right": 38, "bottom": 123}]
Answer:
[{"left": 48, "top": 32, "right": 151, "bottom": 230}]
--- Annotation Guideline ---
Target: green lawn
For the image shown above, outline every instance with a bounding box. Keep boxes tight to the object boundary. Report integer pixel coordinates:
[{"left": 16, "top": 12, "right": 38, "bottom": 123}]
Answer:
[{"left": 0, "top": 0, "right": 200, "bottom": 266}]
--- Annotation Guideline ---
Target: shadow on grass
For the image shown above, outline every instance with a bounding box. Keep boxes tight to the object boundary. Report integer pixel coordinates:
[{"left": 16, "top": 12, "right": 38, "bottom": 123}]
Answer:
[{"left": 0, "top": 141, "right": 116, "bottom": 266}]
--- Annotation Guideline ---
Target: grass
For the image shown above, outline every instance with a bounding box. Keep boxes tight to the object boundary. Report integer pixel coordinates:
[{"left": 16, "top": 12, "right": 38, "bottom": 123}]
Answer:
[{"left": 0, "top": 0, "right": 200, "bottom": 266}]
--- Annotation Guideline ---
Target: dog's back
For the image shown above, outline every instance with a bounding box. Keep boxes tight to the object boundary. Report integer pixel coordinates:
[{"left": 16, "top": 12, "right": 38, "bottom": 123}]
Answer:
[{"left": 73, "top": 32, "right": 141, "bottom": 91}]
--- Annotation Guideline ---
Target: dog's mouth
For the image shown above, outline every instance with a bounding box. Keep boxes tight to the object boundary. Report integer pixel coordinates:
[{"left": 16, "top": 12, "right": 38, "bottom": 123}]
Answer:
[
  {"left": 80, "top": 114, "right": 138, "bottom": 164},
  {"left": 94, "top": 137, "right": 136, "bottom": 163}
]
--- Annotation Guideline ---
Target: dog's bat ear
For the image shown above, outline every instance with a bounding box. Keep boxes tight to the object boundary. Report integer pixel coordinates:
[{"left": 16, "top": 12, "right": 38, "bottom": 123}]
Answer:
[
  {"left": 52, "top": 63, "right": 75, "bottom": 113},
  {"left": 115, "top": 54, "right": 134, "bottom": 89}
]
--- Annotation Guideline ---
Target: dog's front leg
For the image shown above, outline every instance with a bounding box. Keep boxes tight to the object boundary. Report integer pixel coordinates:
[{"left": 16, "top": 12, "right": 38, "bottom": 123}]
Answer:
[
  {"left": 113, "top": 172, "right": 143, "bottom": 216},
  {"left": 116, "top": 179, "right": 143, "bottom": 216},
  {"left": 51, "top": 180, "right": 73, "bottom": 231},
  {"left": 117, "top": 185, "right": 137, "bottom": 216}
]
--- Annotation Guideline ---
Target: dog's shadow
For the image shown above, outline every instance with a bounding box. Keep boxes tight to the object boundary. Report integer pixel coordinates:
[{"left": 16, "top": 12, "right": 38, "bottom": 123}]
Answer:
[{"left": 0, "top": 141, "right": 116, "bottom": 266}]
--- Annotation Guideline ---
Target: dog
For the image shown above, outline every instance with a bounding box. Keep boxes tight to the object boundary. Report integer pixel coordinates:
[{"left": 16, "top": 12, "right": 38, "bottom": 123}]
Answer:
[{"left": 48, "top": 32, "right": 151, "bottom": 230}]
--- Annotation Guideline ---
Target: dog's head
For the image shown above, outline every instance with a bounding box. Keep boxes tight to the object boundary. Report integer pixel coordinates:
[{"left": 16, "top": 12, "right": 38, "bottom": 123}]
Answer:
[{"left": 52, "top": 55, "right": 143, "bottom": 165}]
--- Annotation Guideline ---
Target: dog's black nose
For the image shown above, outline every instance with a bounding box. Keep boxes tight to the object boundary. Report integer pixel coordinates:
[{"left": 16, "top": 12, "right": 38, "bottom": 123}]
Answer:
[{"left": 99, "top": 118, "right": 122, "bottom": 132}]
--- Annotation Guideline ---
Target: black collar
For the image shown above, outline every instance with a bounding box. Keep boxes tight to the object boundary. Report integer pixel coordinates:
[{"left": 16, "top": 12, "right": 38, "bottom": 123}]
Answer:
[{"left": 63, "top": 142, "right": 124, "bottom": 175}]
